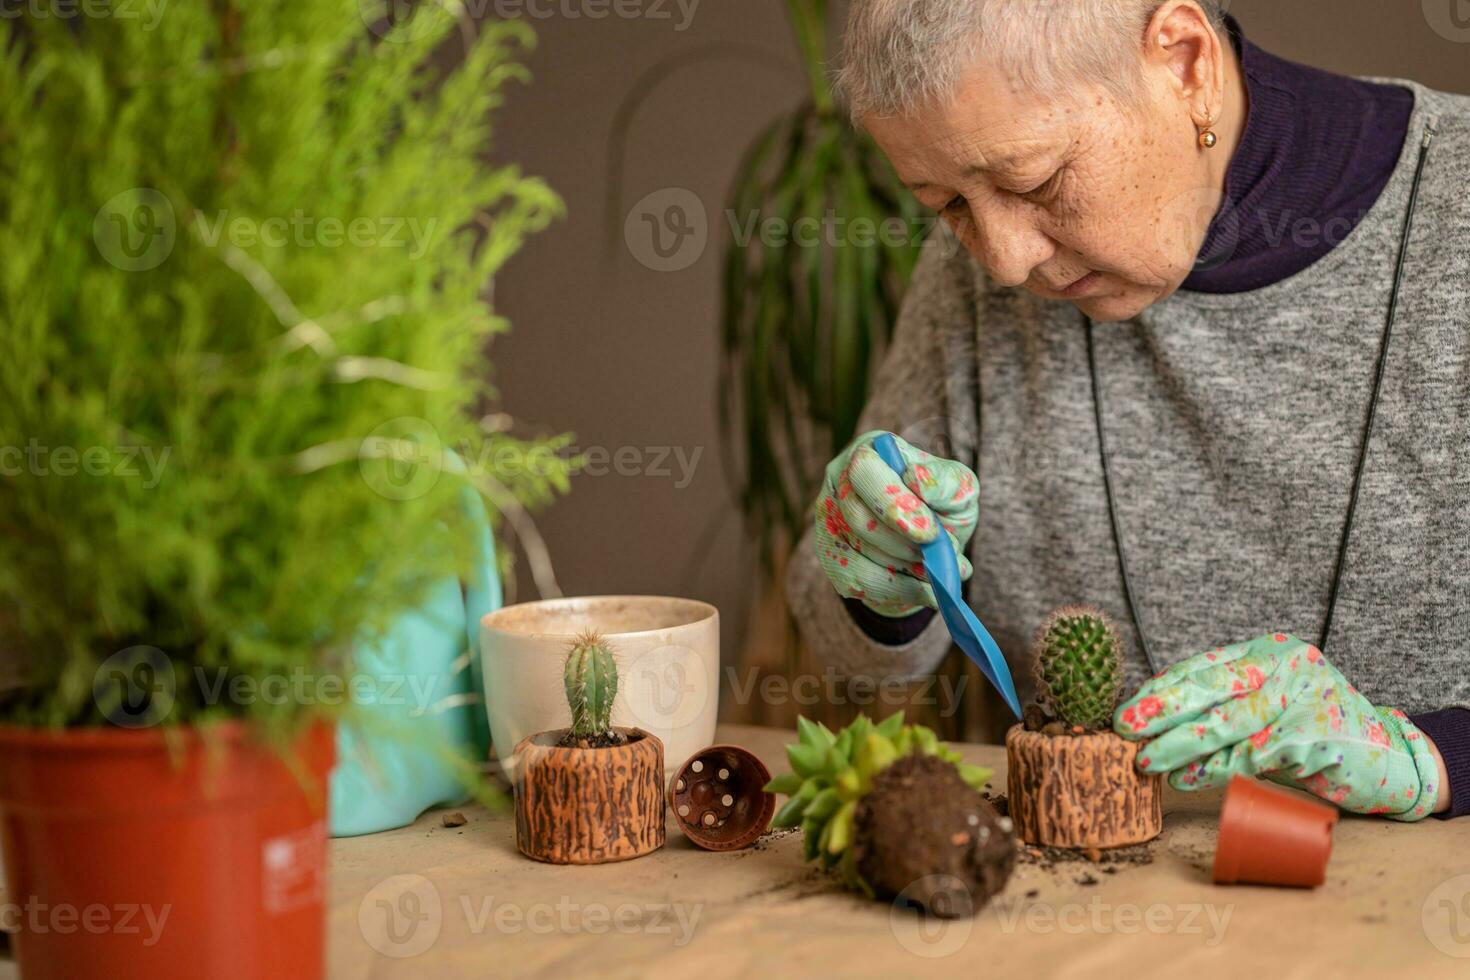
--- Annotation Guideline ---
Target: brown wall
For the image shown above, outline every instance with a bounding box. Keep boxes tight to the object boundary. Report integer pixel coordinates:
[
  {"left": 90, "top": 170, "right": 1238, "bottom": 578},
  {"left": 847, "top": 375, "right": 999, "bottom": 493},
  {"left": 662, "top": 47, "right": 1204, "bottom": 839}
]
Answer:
[{"left": 487, "top": 1, "right": 1470, "bottom": 721}]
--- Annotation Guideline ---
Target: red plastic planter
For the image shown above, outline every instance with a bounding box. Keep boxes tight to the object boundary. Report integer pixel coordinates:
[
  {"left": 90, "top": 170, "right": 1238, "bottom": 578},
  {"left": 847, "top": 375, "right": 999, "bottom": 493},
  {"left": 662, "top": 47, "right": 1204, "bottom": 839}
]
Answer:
[
  {"left": 667, "top": 744, "right": 774, "bottom": 851},
  {"left": 0, "top": 722, "right": 334, "bottom": 980},
  {"left": 1213, "top": 775, "right": 1338, "bottom": 888}
]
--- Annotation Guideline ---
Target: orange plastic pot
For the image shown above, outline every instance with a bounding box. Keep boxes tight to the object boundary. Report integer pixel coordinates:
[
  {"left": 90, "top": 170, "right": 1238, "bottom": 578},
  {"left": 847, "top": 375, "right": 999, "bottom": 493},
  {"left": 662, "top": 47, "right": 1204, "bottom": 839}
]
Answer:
[
  {"left": 0, "top": 721, "right": 335, "bottom": 980},
  {"left": 1213, "top": 775, "right": 1338, "bottom": 888}
]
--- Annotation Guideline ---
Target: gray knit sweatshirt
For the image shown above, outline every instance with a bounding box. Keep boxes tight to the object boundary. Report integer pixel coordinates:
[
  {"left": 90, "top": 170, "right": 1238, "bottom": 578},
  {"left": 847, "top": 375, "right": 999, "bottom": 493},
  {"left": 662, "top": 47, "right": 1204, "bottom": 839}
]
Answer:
[{"left": 786, "top": 80, "right": 1470, "bottom": 723}]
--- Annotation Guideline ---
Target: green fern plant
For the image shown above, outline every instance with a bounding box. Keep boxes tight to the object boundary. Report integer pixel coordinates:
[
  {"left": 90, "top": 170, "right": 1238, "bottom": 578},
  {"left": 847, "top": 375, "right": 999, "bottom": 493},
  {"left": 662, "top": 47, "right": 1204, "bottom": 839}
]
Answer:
[
  {"left": 0, "top": 4, "right": 571, "bottom": 734},
  {"left": 764, "top": 712, "right": 992, "bottom": 893},
  {"left": 563, "top": 631, "right": 617, "bottom": 739},
  {"left": 1032, "top": 605, "right": 1125, "bottom": 729}
]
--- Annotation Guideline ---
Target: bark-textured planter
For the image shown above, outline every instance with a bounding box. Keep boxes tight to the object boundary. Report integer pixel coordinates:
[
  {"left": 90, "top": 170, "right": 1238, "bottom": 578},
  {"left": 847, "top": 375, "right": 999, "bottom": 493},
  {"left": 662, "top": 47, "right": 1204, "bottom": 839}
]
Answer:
[
  {"left": 1005, "top": 724, "right": 1162, "bottom": 848},
  {"left": 513, "top": 726, "right": 665, "bottom": 864}
]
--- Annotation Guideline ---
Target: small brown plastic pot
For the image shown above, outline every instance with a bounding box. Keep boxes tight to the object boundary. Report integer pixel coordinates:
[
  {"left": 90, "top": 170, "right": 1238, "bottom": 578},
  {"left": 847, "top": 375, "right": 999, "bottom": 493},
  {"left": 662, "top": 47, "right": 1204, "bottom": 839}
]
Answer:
[
  {"left": 667, "top": 744, "right": 774, "bottom": 851},
  {"left": 1213, "top": 775, "right": 1338, "bottom": 887}
]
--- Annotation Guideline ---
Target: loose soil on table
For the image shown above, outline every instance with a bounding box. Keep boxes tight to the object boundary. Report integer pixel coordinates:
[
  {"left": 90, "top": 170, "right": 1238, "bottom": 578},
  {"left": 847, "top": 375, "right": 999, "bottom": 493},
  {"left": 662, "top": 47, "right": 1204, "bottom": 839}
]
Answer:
[
  {"left": 853, "top": 753, "right": 1016, "bottom": 919},
  {"left": 1019, "top": 841, "right": 1154, "bottom": 867},
  {"left": 747, "top": 827, "right": 801, "bottom": 853},
  {"left": 987, "top": 787, "right": 1154, "bottom": 882},
  {"left": 1018, "top": 840, "right": 1155, "bottom": 889}
]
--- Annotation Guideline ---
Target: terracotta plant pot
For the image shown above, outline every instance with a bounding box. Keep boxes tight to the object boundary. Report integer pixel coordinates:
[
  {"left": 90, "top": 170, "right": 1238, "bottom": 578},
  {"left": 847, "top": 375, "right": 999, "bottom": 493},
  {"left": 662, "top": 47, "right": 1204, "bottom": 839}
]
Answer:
[
  {"left": 1213, "top": 775, "right": 1338, "bottom": 887},
  {"left": 513, "top": 726, "right": 665, "bottom": 864},
  {"left": 0, "top": 721, "right": 334, "bottom": 980},
  {"left": 1005, "top": 724, "right": 1163, "bottom": 848},
  {"left": 667, "top": 744, "right": 774, "bottom": 851}
]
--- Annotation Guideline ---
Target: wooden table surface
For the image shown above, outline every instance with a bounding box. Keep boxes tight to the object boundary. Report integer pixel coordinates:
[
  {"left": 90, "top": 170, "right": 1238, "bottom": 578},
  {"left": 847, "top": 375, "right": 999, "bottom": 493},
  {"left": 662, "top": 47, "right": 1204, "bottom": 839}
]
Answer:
[{"left": 328, "top": 723, "right": 1470, "bottom": 979}]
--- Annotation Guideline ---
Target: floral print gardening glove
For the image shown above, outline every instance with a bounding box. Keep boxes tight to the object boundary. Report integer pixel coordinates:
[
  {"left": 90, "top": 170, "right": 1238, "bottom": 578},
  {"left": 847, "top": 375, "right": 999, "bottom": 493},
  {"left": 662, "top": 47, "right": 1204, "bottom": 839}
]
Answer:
[
  {"left": 1114, "top": 632, "right": 1441, "bottom": 820},
  {"left": 814, "top": 431, "right": 979, "bottom": 618}
]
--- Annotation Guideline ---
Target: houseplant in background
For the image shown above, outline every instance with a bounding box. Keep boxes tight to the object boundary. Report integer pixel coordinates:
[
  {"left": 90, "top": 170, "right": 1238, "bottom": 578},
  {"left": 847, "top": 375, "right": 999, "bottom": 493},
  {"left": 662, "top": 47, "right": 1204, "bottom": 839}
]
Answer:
[
  {"left": 605, "top": 0, "right": 956, "bottom": 736},
  {"left": 765, "top": 713, "right": 1015, "bottom": 918},
  {"left": 715, "top": 0, "right": 974, "bottom": 738},
  {"left": 513, "top": 632, "right": 665, "bottom": 864},
  {"left": 0, "top": 3, "right": 568, "bottom": 977},
  {"left": 720, "top": 0, "right": 925, "bottom": 571},
  {"left": 1005, "top": 606, "right": 1164, "bottom": 849}
]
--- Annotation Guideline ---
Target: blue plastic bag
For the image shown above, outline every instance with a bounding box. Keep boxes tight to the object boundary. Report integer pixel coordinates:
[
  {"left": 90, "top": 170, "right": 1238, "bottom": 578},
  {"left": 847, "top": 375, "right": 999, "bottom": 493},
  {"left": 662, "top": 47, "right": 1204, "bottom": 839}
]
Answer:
[{"left": 329, "top": 485, "right": 501, "bottom": 837}]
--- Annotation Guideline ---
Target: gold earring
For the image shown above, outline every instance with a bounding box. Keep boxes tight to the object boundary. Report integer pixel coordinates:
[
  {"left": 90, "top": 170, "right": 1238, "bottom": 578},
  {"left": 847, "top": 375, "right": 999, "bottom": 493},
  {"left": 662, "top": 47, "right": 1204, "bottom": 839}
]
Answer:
[{"left": 1198, "top": 118, "right": 1218, "bottom": 149}]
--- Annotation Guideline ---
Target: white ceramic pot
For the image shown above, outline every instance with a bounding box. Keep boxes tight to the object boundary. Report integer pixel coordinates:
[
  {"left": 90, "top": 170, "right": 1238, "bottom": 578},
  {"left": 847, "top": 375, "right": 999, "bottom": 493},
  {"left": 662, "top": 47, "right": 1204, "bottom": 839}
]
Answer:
[{"left": 481, "top": 596, "right": 719, "bottom": 775}]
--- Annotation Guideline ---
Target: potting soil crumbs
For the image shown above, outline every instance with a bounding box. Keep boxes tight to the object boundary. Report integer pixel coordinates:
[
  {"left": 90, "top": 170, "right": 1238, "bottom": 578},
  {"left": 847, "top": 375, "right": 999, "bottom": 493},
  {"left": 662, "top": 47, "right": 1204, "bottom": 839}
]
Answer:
[
  {"left": 747, "top": 827, "right": 801, "bottom": 853},
  {"left": 1017, "top": 842, "right": 1155, "bottom": 888}
]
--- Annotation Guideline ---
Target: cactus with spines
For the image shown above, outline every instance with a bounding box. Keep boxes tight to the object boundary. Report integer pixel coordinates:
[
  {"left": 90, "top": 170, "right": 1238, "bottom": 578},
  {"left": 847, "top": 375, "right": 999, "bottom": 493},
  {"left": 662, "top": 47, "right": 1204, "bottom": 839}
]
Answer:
[
  {"left": 1032, "top": 605, "right": 1124, "bottom": 729},
  {"left": 764, "top": 713, "right": 994, "bottom": 895},
  {"left": 564, "top": 630, "right": 617, "bottom": 739}
]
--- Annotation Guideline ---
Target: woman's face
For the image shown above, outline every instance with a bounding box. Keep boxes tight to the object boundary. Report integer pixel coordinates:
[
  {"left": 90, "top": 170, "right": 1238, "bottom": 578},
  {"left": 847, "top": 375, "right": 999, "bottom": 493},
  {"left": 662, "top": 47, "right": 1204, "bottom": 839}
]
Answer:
[{"left": 866, "top": 46, "right": 1230, "bottom": 323}]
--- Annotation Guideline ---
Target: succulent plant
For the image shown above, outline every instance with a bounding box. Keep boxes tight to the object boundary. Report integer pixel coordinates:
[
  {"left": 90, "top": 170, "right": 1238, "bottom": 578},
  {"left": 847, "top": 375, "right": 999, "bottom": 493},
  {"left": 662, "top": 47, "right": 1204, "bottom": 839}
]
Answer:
[
  {"left": 1032, "top": 605, "right": 1123, "bottom": 729},
  {"left": 764, "top": 713, "right": 993, "bottom": 895},
  {"left": 564, "top": 631, "right": 617, "bottom": 739}
]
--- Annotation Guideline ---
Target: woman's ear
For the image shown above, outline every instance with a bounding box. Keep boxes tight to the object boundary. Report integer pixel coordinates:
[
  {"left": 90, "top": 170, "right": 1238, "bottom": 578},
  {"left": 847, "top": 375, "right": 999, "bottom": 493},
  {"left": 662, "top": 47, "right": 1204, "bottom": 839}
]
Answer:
[{"left": 1142, "top": 0, "right": 1225, "bottom": 128}]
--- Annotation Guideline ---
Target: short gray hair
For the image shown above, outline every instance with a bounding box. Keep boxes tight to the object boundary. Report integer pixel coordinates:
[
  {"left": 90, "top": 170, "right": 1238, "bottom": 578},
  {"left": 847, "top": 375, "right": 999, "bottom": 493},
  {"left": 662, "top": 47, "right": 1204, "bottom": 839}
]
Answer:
[{"left": 836, "top": 0, "right": 1225, "bottom": 120}]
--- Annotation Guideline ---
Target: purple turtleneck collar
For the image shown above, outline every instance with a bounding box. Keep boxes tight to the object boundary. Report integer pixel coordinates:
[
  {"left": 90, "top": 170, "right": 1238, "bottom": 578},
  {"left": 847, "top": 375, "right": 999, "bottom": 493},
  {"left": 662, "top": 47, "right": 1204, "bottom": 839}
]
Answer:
[{"left": 1181, "top": 18, "right": 1414, "bottom": 294}]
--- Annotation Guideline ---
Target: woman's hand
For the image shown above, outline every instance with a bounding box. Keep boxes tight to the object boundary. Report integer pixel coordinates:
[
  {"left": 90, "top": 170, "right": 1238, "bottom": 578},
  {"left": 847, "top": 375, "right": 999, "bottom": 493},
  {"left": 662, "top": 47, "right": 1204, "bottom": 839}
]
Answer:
[
  {"left": 1113, "top": 632, "right": 1442, "bottom": 820},
  {"left": 813, "top": 431, "right": 979, "bottom": 618}
]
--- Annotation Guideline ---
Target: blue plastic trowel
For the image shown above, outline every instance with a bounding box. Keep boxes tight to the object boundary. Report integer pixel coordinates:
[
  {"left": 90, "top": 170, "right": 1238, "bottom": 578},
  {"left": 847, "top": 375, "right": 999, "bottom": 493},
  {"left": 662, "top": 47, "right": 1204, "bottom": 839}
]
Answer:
[{"left": 872, "top": 433, "right": 1022, "bottom": 719}]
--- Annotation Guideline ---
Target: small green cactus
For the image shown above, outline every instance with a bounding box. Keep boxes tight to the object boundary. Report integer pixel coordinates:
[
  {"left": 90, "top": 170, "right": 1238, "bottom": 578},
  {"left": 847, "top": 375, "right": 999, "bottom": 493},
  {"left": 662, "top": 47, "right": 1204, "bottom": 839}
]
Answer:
[
  {"left": 1032, "top": 605, "right": 1123, "bottom": 729},
  {"left": 563, "top": 630, "right": 617, "bottom": 738},
  {"left": 763, "top": 713, "right": 992, "bottom": 893}
]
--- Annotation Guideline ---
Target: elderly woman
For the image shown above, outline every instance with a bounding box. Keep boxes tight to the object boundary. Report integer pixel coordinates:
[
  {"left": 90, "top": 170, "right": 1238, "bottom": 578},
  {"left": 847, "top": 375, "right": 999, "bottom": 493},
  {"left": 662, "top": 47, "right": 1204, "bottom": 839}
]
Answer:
[{"left": 787, "top": 0, "right": 1470, "bottom": 821}]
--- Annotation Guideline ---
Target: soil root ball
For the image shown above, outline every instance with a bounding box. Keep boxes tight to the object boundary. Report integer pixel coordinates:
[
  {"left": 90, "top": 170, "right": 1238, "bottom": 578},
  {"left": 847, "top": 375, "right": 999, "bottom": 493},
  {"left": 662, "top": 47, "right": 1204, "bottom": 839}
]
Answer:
[{"left": 853, "top": 753, "right": 1016, "bottom": 918}]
